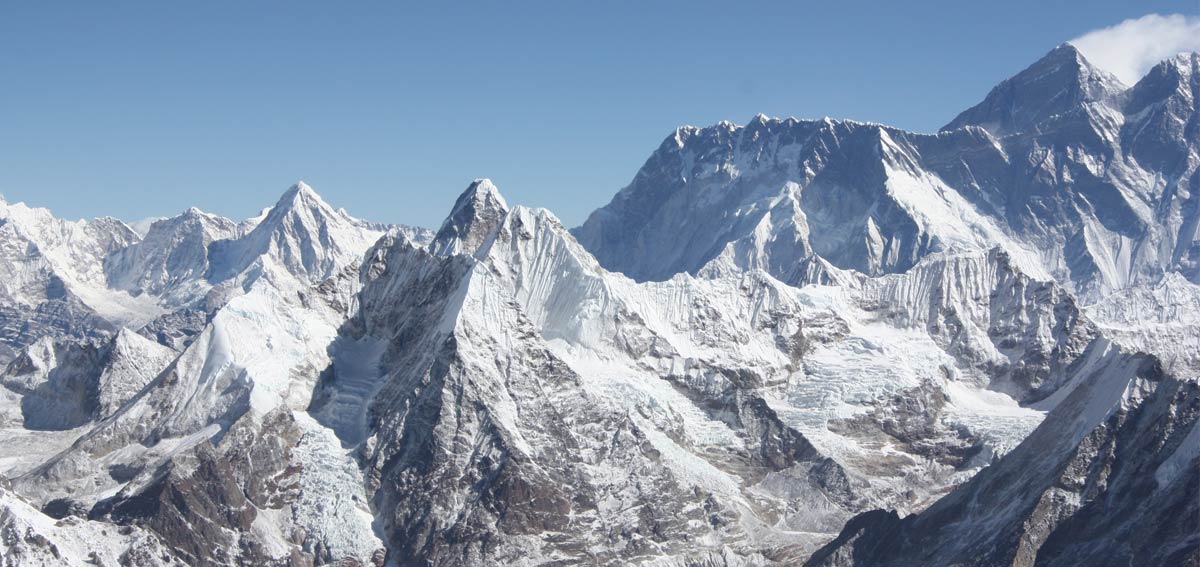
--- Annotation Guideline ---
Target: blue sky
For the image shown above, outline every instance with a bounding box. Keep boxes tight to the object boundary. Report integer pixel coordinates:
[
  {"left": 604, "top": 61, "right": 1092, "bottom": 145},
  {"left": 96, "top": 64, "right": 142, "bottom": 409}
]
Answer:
[{"left": 0, "top": 1, "right": 1192, "bottom": 228}]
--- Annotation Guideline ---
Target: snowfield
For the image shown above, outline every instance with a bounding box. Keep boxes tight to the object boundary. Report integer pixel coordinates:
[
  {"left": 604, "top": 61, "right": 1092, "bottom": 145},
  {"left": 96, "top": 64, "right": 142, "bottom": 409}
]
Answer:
[{"left": 0, "top": 45, "right": 1197, "bottom": 567}]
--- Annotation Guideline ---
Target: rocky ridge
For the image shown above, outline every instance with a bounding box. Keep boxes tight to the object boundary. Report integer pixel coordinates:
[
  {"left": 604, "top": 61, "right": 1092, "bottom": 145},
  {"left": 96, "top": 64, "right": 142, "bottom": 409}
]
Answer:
[{"left": 0, "top": 45, "right": 1196, "bottom": 567}]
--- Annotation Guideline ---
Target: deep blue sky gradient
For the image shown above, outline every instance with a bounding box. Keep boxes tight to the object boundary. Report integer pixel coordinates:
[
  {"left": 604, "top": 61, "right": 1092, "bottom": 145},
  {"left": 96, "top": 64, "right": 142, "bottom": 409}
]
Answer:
[{"left": 0, "top": 1, "right": 1189, "bottom": 227}]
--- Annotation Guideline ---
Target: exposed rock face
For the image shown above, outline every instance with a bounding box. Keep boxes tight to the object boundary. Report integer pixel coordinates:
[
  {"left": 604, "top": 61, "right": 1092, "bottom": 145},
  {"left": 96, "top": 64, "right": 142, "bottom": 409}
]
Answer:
[
  {"left": 0, "top": 183, "right": 400, "bottom": 566},
  {"left": 343, "top": 203, "right": 831, "bottom": 565},
  {"left": 0, "top": 330, "right": 173, "bottom": 431},
  {"left": 428, "top": 178, "right": 510, "bottom": 257},
  {"left": 942, "top": 44, "right": 1125, "bottom": 135},
  {"left": 0, "top": 477, "right": 182, "bottom": 567},
  {"left": 104, "top": 207, "right": 241, "bottom": 306},
  {"left": 0, "top": 46, "right": 1196, "bottom": 567},
  {"left": 0, "top": 199, "right": 148, "bottom": 362},
  {"left": 805, "top": 347, "right": 1200, "bottom": 567},
  {"left": 575, "top": 45, "right": 1199, "bottom": 303},
  {"left": 89, "top": 410, "right": 305, "bottom": 567},
  {"left": 573, "top": 116, "right": 1015, "bottom": 283},
  {"left": 14, "top": 254, "right": 386, "bottom": 566},
  {"left": 305, "top": 181, "right": 1141, "bottom": 565}
]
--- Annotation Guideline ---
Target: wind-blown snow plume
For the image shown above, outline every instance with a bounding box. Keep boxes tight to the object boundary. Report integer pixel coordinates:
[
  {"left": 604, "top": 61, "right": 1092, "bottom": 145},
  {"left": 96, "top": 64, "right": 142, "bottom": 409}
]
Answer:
[
  {"left": 1070, "top": 13, "right": 1200, "bottom": 84},
  {"left": 0, "top": 37, "right": 1198, "bottom": 567}
]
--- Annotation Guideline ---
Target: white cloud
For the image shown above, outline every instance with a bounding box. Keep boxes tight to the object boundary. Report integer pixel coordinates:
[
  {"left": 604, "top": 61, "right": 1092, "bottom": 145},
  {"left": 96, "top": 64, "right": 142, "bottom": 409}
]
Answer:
[{"left": 1069, "top": 13, "right": 1200, "bottom": 85}]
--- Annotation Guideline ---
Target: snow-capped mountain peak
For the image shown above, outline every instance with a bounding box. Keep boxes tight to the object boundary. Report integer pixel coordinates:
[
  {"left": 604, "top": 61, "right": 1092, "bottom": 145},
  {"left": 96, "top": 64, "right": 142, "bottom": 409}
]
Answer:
[
  {"left": 104, "top": 206, "right": 239, "bottom": 302},
  {"left": 207, "top": 182, "right": 384, "bottom": 284},
  {"left": 942, "top": 43, "right": 1126, "bottom": 136},
  {"left": 1124, "top": 51, "right": 1198, "bottom": 118},
  {"left": 275, "top": 180, "right": 326, "bottom": 210},
  {"left": 266, "top": 181, "right": 346, "bottom": 228},
  {"left": 431, "top": 178, "right": 511, "bottom": 257},
  {"left": 0, "top": 43, "right": 1198, "bottom": 567}
]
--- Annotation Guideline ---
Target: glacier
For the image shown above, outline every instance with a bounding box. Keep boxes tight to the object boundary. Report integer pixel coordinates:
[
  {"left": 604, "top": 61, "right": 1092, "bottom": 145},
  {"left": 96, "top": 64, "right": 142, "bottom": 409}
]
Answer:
[{"left": 0, "top": 44, "right": 1197, "bottom": 566}]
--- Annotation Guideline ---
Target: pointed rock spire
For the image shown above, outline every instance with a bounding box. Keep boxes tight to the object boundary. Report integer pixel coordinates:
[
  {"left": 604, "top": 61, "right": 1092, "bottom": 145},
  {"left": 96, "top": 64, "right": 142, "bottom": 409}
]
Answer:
[{"left": 431, "top": 179, "right": 510, "bottom": 258}]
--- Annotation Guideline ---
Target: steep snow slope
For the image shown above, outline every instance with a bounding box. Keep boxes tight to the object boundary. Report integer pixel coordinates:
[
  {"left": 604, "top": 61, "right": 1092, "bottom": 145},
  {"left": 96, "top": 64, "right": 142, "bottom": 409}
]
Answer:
[
  {"left": 1086, "top": 272, "right": 1200, "bottom": 374},
  {"left": 0, "top": 198, "right": 160, "bottom": 361},
  {"left": 0, "top": 172, "right": 1170, "bottom": 567},
  {"left": 104, "top": 207, "right": 241, "bottom": 307},
  {"left": 114, "top": 182, "right": 432, "bottom": 352},
  {"left": 575, "top": 46, "right": 1199, "bottom": 303},
  {"left": 573, "top": 116, "right": 1041, "bottom": 286},
  {"left": 805, "top": 342, "right": 1199, "bottom": 567},
  {"left": 856, "top": 249, "right": 1096, "bottom": 404},
  {"left": 0, "top": 44, "right": 1193, "bottom": 567},
  {"left": 16, "top": 258, "right": 385, "bottom": 566},
  {"left": 0, "top": 479, "right": 181, "bottom": 566},
  {"left": 301, "top": 181, "right": 1117, "bottom": 565},
  {"left": 0, "top": 183, "right": 397, "bottom": 567},
  {"left": 331, "top": 199, "right": 831, "bottom": 564},
  {"left": 207, "top": 181, "right": 385, "bottom": 285}
]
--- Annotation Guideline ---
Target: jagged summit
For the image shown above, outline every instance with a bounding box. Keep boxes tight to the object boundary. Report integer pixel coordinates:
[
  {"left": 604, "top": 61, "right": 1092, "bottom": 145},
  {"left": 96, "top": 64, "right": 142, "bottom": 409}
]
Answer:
[
  {"left": 105, "top": 206, "right": 240, "bottom": 301},
  {"left": 573, "top": 115, "right": 1029, "bottom": 285},
  {"left": 750, "top": 112, "right": 773, "bottom": 124},
  {"left": 430, "top": 178, "right": 511, "bottom": 257},
  {"left": 1168, "top": 51, "right": 1199, "bottom": 74},
  {"left": 1154, "top": 51, "right": 1199, "bottom": 78},
  {"left": 942, "top": 43, "right": 1125, "bottom": 135},
  {"left": 1125, "top": 51, "right": 1198, "bottom": 108},
  {"left": 577, "top": 44, "right": 1198, "bottom": 300},
  {"left": 0, "top": 41, "right": 1198, "bottom": 567}
]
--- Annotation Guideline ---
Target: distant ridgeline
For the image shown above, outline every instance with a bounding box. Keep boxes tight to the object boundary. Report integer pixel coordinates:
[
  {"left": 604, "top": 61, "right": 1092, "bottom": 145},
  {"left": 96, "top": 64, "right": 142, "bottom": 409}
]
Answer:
[{"left": 0, "top": 45, "right": 1196, "bottom": 567}]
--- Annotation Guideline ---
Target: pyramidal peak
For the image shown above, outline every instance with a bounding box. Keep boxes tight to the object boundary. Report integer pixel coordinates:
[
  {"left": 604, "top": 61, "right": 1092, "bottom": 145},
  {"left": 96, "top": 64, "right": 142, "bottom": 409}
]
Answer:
[
  {"left": 942, "top": 42, "right": 1126, "bottom": 135},
  {"left": 2, "top": 39, "right": 1199, "bottom": 567},
  {"left": 253, "top": 181, "right": 358, "bottom": 235},
  {"left": 461, "top": 178, "right": 508, "bottom": 211},
  {"left": 205, "top": 181, "right": 382, "bottom": 283},
  {"left": 1019, "top": 43, "right": 1101, "bottom": 82},
  {"left": 291, "top": 180, "right": 320, "bottom": 199},
  {"left": 1043, "top": 42, "right": 1087, "bottom": 65},
  {"left": 274, "top": 180, "right": 333, "bottom": 211},
  {"left": 431, "top": 178, "right": 511, "bottom": 258}
]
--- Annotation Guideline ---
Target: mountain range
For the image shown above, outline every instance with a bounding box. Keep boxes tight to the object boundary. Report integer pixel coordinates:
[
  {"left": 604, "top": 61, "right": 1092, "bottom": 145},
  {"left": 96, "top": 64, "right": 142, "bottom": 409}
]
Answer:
[{"left": 0, "top": 44, "right": 1196, "bottom": 567}]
